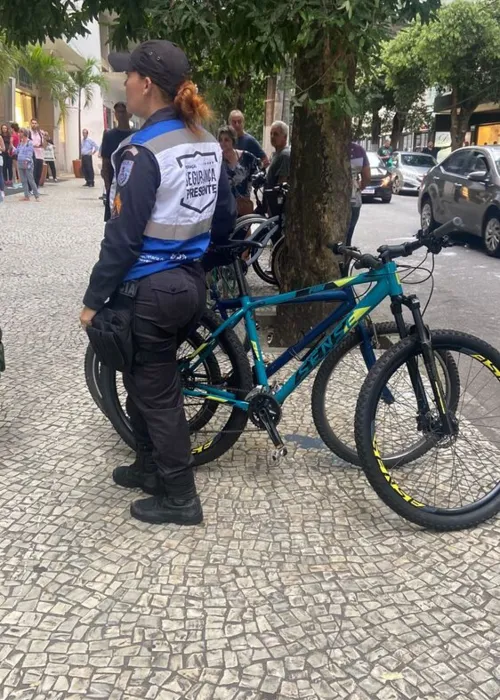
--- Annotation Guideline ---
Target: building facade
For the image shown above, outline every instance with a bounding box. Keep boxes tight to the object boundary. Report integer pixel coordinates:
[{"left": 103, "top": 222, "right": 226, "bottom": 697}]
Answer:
[{"left": 0, "top": 16, "right": 129, "bottom": 174}]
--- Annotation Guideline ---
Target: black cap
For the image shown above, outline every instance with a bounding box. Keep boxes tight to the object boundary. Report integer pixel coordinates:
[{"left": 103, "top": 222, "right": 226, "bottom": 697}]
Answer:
[{"left": 108, "top": 40, "right": 191, "bottom": 97}]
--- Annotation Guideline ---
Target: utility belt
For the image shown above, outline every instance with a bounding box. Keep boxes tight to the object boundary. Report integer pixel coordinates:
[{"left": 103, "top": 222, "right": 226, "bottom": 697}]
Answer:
[{"left": 86, "top": 264, "right": 203, "bottom": 372}]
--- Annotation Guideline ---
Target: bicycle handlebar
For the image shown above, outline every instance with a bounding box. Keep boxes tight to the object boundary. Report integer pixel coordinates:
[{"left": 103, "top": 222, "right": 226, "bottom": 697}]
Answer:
[{"left": 330, "top": 217, "right": 463, "bottom": 271}]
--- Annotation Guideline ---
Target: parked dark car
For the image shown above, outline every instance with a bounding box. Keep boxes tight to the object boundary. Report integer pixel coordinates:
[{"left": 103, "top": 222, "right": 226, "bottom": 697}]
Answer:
[
  {"left": 392, "top": 151, "right": 437, "bottom": 194},
  {"left": 362, "top": 151, "right": 392, "bottom": 203},
  {"left": 418, "top": 146, "right": 500, "bottom": 257}
]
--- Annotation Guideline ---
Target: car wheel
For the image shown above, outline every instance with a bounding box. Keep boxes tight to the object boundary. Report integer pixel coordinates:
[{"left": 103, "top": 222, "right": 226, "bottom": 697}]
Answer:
[
  {"left": 381, "top": 193, "right": 392, "bottom": 203},
  {"left": 420, "top": 198, "right": 437, "bottom": 235},
  {"left": 483, "top": 213, "right": 500, "bottom": 257},
  {"left": 392, "top": 176, "right": 402, "bottom": 194}
]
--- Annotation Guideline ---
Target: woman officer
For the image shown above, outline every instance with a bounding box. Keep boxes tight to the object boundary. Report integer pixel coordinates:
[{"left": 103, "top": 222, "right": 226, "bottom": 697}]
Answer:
[{"left": 80, "top": 40, "right": 236, "bottom": 526}]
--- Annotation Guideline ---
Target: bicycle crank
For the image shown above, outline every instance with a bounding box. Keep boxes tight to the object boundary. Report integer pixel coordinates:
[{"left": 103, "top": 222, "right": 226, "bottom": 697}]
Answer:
[{"left": 247, "top": 390, "right": 288, "bottom": 460}]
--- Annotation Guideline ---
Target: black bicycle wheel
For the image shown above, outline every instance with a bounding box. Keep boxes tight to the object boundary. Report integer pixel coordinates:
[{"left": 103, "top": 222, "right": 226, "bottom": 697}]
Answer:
[
  {"left": 84, "top": 343, "right": 106, "bottom": 415},
  {"left": 252, "top": 240, "right": 278, "bottom": 285},
  {"left": 271, "top": 237, "right": 285, "bottom": 288},
  {"left": 99, "top": 310, "right": 253, "bottom": 466},
  {"left": 355, "top": 330, "right": 500, "bottom": 530},
  {"left": 312, "top": 322, "right": 459, "bottom": 468}
]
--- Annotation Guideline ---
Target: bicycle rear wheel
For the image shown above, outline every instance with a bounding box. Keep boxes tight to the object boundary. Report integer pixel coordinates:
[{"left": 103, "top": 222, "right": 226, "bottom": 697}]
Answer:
[
  {"left": 355, "top": 330, "right": 500, "bottom": 530},
  {"left": 99, "top": 310, "right": 253, "bottom": 466},
  {"left": 84, "top": 342, "right": 106, "bottom": 416}
]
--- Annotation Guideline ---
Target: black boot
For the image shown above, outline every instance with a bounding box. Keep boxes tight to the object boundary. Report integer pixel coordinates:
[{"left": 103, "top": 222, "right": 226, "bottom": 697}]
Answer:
[
  {"left": 130, "top": 494, "right": 203, "bottom": 525},
  {"left": 112, "top": 451, "right": 161, "bottom": 495}
]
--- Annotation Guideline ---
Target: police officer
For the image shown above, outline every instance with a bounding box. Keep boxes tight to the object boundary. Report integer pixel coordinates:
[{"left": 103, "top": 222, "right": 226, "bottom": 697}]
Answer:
[{"left": 80, "top": 40, "right": 236, "bottom": 526}]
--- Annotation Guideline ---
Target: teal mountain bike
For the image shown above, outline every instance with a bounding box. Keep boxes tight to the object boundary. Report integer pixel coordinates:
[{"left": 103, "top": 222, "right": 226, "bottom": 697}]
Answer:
[{"left": 98, "top": 217, "right": 500, "bottom": 530}]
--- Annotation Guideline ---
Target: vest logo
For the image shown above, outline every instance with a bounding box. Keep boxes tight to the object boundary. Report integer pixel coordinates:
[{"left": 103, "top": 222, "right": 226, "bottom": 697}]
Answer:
[{"left": 176, "top": 151, "right": 219, "bottom": 214}]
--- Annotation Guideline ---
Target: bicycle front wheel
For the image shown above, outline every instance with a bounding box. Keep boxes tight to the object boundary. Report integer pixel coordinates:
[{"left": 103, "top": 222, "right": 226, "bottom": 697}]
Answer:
[
  {"left": 312, "top": 322, "right": 459, "bottom": 467},
  {"left": 355, "top": 330, "right": 500, "bottom": 530}
]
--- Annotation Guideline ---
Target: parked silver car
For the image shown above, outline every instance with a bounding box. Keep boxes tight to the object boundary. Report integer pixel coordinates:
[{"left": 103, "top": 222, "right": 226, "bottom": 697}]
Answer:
[
  {"left": 392, "top": 152, "right": 437, "bottom": 194},
  {"left": 418, "top": 145, "right": 500, "bottom": 257}
]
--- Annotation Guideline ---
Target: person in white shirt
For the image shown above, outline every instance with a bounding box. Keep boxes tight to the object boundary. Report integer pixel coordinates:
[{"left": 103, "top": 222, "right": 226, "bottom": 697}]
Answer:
[
  {"left": 29, "top": 118, "right": 47, "bottom": 187},
  {"left": 43, "top": 132, "right": 58, "bottom": 182},
  {"left": 81, "top": 129, "right": 99, "bottom": 187}
]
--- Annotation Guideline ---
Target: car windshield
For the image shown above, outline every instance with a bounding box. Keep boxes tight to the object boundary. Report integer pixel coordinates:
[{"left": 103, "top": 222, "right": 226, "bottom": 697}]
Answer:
[
  {"left": 367, "top": 151, "right": 385, "bottom": 168},
  {"left": 401, "top": 154, "right": 436, "bottom": 167}
]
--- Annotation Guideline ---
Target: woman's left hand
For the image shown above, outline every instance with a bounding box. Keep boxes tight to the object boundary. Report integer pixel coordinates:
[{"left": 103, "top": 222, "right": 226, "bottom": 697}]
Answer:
[{"left": 80, "top": 306, "right": 96, "bottom": 329}]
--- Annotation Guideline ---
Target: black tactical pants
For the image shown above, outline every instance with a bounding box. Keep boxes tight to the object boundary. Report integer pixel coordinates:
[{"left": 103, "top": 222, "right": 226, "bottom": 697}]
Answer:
[{"left": 122, "top": 264, "right": 206, "bottom": 498}]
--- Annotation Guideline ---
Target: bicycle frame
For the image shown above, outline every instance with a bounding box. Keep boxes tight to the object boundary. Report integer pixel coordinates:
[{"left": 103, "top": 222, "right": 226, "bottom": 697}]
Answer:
[{"left": 185, "top": 262, "right": 404, "bottom": 411}]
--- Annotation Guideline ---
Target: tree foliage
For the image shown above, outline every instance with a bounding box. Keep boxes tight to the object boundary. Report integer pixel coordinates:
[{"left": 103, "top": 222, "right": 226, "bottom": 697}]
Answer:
[
  {"left": 416, "top": 0, "right": 500, "bottom": 149},
  {"left": 15, "top": 45, "right": 72, "bottom": 117}
]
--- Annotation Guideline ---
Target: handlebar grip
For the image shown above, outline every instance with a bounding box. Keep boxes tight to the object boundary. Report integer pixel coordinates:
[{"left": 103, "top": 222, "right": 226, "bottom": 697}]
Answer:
[{"left": 433, "top": 217, "right": 463, "bottom": 239}]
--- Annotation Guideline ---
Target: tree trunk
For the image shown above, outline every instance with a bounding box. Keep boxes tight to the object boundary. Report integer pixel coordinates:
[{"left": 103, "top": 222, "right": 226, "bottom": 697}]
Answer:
[
  {"left": 273, "top": 38, "right": 356, "bottom": 345},
  {"left": 450, "top": 89, "right": 476, "bottom": 151},
  {"left": 390, "top": 110, "right": 406, "bottom": 150},
  {"left": 78, "top": 90, "right": 82, "bottom": 159},
  {"left": 371, "top": 107, "right": 381, "bottom": 146}
]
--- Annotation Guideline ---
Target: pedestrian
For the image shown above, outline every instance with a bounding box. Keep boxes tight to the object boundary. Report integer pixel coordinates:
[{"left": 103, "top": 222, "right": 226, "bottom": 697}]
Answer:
[
  {"left": 81, "top": 129, "right": 99, "bottom": 187},
  {"left": 229, "top": 109, "right": 269, "bottom": 167},
  {"left": 1, "top": 124, "right": 13, "bottom": 186},
  {"left": 101, "top": 102, "right": 134, "bottom": 221},
  {"left": 347, "top": 142, "right": 370, "bottom": 249},
  {"left": 10, "top": 123, "right": 20, "bottom": 187},
  {"left": 266, "top": 121, "right": 291, "bottom": 188},
  {"left": 28, "top": 118, "right": 46, "bottom": 187},
  {"left": 80, "top": 39, "right": 236, "bottom": 526},
  {"left": 377, "top": 139, "right": 393, "bottom": 168},
  {"left": 43, "top": 133, "right": 58, "bottom": 182},
  {"left": 422, "top": 140, "right": 440, "bottom": 159},
  {"left": 0, "top": 131, "right": 5, "bottom": 203},
  {"left": 218, "top": 124, "right": 258, "bottom": 216},
  {"left": 14, "top": 128, "right": 40, "bottom": 201}
]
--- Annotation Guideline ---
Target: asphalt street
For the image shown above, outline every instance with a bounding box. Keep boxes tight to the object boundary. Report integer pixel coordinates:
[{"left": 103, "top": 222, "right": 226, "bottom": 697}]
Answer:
[{"left": 355, "top": 194, "right": 500, "bottom": 349}]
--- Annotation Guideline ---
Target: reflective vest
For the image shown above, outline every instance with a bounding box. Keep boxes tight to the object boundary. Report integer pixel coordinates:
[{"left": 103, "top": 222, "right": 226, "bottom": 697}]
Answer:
[{"left": 110, "top": 119, "right": 222, "bottom": 280}]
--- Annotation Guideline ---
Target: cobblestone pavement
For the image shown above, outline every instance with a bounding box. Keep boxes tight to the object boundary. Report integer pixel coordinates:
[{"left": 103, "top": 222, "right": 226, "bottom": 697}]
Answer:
[{"left": 1, "top": 181, "right": 500, "bottom": 700}]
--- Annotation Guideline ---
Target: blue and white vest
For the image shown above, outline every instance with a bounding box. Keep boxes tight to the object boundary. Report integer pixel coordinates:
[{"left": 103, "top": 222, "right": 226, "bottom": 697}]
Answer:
[{"left": 110, "top": 119, "right": 222, "bottom": 280}]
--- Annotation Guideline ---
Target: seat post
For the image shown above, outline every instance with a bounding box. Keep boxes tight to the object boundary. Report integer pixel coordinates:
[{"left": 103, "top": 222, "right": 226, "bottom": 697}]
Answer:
[{"left": 232, "top": 257, "right": 250, "bottom": 296}]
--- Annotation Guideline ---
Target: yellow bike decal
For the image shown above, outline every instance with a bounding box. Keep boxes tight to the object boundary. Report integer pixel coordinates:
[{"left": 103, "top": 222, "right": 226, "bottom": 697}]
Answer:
[
  {"left": 472, "top": 354, "right": 500, "bottom": 379},
  {"left": 373, "top": 438, "right": 425, "bottom": 508},
  {"left": 344, "top": 307, "right": 370, "bottom": 333},
  {"left": 192, "top": 439, "right": 214, "bottom": 454},
  {"left": 251, "top": 340, "right": 262, "bottom": 361}
]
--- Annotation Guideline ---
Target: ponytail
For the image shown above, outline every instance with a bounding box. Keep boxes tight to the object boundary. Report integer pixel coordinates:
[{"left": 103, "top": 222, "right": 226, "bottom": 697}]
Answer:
[{"left": 173, "top": 81, "right": 211, "bottom": 133}]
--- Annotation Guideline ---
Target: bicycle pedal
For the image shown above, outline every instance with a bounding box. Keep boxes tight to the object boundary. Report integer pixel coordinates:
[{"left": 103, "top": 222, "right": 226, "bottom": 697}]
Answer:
[{"left": 271, "top": 445, "right": 288, "bottom": 462}]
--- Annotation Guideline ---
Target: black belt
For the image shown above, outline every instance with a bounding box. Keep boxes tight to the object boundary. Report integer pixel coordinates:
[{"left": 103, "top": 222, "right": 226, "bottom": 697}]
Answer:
[{"left": 118, "top": 262, "right": 204, "bottom": 298}]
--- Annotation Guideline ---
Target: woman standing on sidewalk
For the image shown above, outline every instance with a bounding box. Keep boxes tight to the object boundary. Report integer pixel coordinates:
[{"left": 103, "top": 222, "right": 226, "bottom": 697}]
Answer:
[
  {"left": 10, "top": 123, "right": 20, "bottom": 186},
  {"left": 0, "top": 131, "right": 5, "bottom": 203},
  {"left": 1, "top": 125, "right": 13, "bottom": 186},
  {"left": 14, "top": 129, "right": 40, "bottom": 201},
  {"left": 43, "top": 132, "right": 58, "bottom": 182}
]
